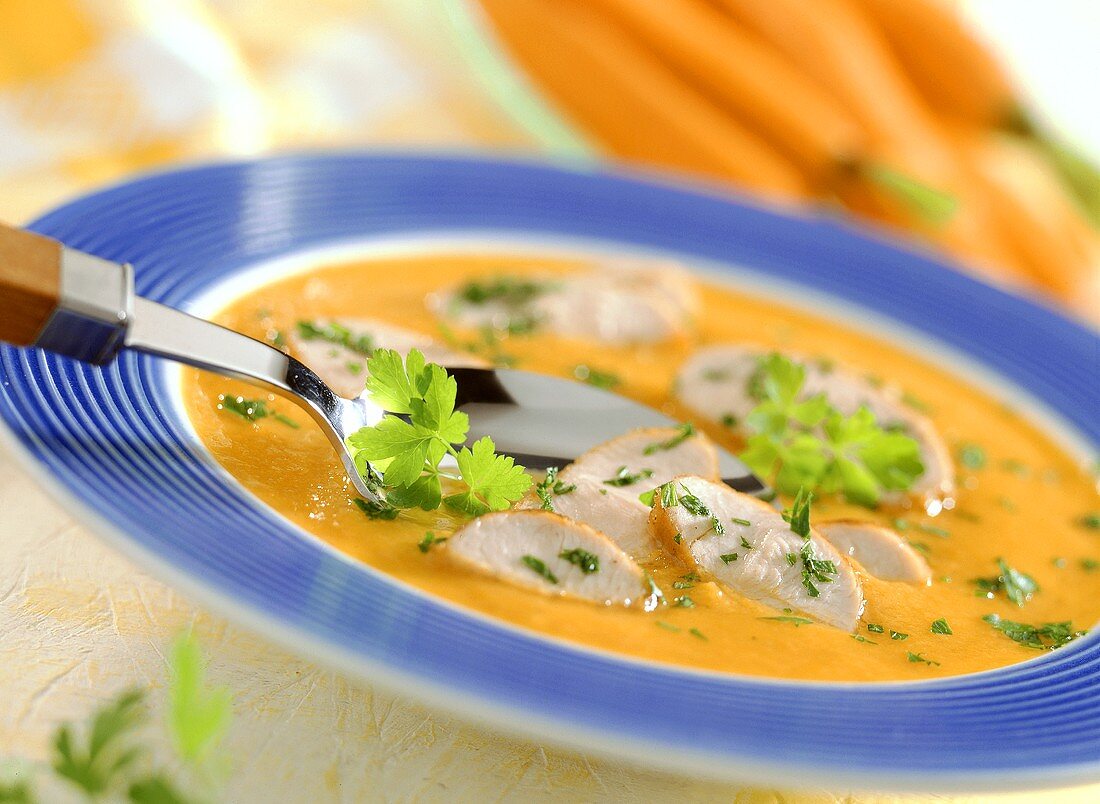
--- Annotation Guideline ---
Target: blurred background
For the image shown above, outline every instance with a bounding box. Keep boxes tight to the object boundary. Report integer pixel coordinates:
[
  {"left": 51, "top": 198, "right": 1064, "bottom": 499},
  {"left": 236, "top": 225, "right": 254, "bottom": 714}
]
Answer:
[{"left": 1, "top": 0, "right": 1097, "bottom": 319}]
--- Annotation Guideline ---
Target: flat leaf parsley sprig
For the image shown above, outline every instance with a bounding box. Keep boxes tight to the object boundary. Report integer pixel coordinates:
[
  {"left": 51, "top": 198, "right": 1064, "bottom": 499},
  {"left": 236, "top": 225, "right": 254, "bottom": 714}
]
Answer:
[
  {"left": 346, "top": 349, "right": 532, "bottom": 517},
  {"left": 739, "top": 353, "right": 925, "bottom": 506}
]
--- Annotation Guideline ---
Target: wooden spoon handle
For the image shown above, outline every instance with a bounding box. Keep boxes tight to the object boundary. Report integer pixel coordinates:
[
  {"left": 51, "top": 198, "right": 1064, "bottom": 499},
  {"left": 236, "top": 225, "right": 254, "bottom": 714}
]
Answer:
[{"left": 0, "top": 223, "right": 61, "bottom": 346}]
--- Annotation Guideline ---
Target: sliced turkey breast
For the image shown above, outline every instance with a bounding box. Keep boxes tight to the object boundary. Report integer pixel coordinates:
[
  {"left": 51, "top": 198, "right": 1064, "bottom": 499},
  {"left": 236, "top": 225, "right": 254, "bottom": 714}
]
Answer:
[
  {"left": 518, "top": 426, "right": 720, "bottom": 559},
  {"left": 446, "top": 510, "right": 648, "bottom": 606},
  {"left": 675, "top": 345, "right": 954, "bottom": 499},
  {"left": 650, "top": 476, "right": 865, "bottom": 630},
  {"left": 433, "top": 261, "right": 699, "bottom": 345},
  {"left": 817, "top": 520, "right": 932, "bottom": 585},
  {"left": 288, "top": 317, "right": 485, "bottom": 398}
]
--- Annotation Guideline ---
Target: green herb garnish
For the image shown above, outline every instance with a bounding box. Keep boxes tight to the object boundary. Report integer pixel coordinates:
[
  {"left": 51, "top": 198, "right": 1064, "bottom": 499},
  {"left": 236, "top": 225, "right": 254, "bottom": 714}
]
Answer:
[
  {"left": 573, "top": 364, "right": 620, "bottom": 389},
  {"left": 559, "top": 547, "right": 600, "bottom": 574},
  {"left": 890, "top": 630, "right": 909, "bottom": 641},
  {"left": 983, "top": 614, "right": 1086, "bottom": 651},
  {"left": 672, "top": 595, "right": 695, "bottom": 608},
  {"left": 1077, "top": 512, "right": 1100, "bottom": 530},
  {"left": 603, "top": 465, "right": 654, "bottom": 487},
  {"left": 958, "top": 443, "right": 986, "bottom": 470},
  {"left": 418, "top": 531, "right": 447, "bottom": 553},
  {"left": 866, "top": 623, "right": 885, "bottom": 634},
  {"left": 798, "top": 541, "right": 838, "bottom": 598},
  {"left": 760, "top": 615, "right": 814, "bottom": 627},
  {"left": 689, "top": 628, "right": 708, "bottom": 641},
  {"left": 931, "top": 618, "right": 953, "bottom": 635},
  {"left": 643, "top": 422, "right": 696, "bottom": 455},
  {"left": 719, "top": 553, "right": 738, "bottom": 564},
  {"left": 217, "top": 393, "right": 298, "bottom": 428},
  {"left": 737, "top": 354, "right": 924, "bottom": 506},
  {"left": 535, "top": 467, "right": 576, "bottom": 511},
  {"left": 783, "top": 486, "right": 813, "bottom": 538},
  {"left": 345, "top": 349, "right": 531, "bottom": 516},
  {"left": 656, "top": 621, "right": 680, "bottom": 633},
  {"left": 296, "top": 320, "right": 375, "bottom": 356},
  {"left": 906, "top": 651, "right": 940, "bottom": 666},
  {"left": 521, "top": 555, "right": 558, "bottom": 584},
  {"left": 971, "top": 559, "right": 1039, "bottom": 606}
]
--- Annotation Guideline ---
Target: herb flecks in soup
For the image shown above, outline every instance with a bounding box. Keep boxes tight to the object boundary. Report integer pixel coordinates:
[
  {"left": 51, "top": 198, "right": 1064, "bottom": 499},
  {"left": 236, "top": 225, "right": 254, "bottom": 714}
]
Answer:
[{"left": 183, "top": 254, "right": 1098, "bottom": 682}]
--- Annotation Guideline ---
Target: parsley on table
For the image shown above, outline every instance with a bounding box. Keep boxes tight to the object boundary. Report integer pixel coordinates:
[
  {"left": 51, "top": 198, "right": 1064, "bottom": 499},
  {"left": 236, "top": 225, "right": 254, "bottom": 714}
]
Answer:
[
  {"left": 345, "top": 349, "right": 532, "bottom": 516},
  {"left": 643, "top": 422, "right": 696, "bottom": 455},
  {"left": 168, "top": 632, "right": 232, "bottom": 766},
  {"left": 559, "top": 547, "right": 600, "bottom": 574},
  {"left": 737, "top": 353, "right": 924, "bottom": 506},
  {"left": 971, "top": 559, "right": 1039, "bottom": 606}
]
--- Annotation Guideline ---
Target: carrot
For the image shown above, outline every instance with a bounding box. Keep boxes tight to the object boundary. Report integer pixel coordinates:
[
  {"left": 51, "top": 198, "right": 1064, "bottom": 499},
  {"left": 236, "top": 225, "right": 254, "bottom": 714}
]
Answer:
[
  {"left": 849, "top": 0, "right": 1017, "bottom": 129},
  {"left": 710, "top": 0, "right": 952, "bottom": 173},
  {"left": 584, "top": 0, "right": 864, "bottom": 184},
  {"left": 478, "top": 0, "right": 809, "bottom": 201},
  {"left": 956, "top": 129, "right": 1100, "bottom": 311}
]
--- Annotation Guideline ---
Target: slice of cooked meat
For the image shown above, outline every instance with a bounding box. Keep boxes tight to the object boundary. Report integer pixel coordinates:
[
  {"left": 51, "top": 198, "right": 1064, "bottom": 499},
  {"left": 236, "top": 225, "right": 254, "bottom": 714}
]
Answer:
[
  {"left": 433, "top": 261, "right": 699, "bottom": 345},
  {"left": 517, "top": 427, "right": 720, "bottom": 559},
  {"left": 650, "top": 475, "right": 865, "bottom": 630},
  {"left": 288, "top": 317, "right": 485, "bottom": 398},
  {"left": 446, "top": 510, "right": 648, "bottom": 606},
  {"left": 675, "top": 345, "right": 954, "bottom": 499},
  {"left": 518, "top": 475, "right": 658, "bottom": 558},
  {"left": 817, "top": 520, "right": 932, "bottom": 585}
]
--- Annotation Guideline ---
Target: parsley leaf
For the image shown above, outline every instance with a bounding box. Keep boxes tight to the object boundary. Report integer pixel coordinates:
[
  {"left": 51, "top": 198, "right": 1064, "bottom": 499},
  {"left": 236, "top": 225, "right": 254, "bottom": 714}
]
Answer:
[
  {"left": 643, "top": 422, "right": 696, "bottom": 455},
  {"left": 971, "top": 559, "right": 1039, "bottom": 606},
  {"left": 535, "top": 466, "right": 576, "bottom": 511},
  {"left": 782, "top": 486, "right": 813, "bottom": 538},
  {"left": 930, "top": 618, "right": 953, "bottom": 635},
  {"left": 603, "top": 466, "right": 654, "bottom": 487},
  {"left": 738, "top": 353, "right": 925, "bottom": 506},
  {"left": 347, "top": 349, "right": 531, "bottom": 517},
  {"left": 445, "top": 436, "right": 532, "bottom": 515},
  {"left": 52, "top": 689, "right": 146, "bottom": 797},
  {"left": 983, "top": 614, "right": 1086, "bottom": 650},
  {"left": 168, "top": 632, "right": 231, "bottom": 766},
  {"left": 560, "top": 547, "right": 600, "bottom": 574},
  {"left": 295, "top": 320, "right": 375, "bottom": 356},
  {"left": 573, "top": 364, "right": 621, "bottom": 389},
  {"left": 521, "top": 555, "right": 558, "bottom": 584}
]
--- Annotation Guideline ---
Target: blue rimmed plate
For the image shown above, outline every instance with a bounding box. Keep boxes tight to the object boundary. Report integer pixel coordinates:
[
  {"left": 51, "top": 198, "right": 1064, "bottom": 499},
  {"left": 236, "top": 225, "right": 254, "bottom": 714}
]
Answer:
[{"left": 2, "top": 154, "right": 1098, "bottom": 792}]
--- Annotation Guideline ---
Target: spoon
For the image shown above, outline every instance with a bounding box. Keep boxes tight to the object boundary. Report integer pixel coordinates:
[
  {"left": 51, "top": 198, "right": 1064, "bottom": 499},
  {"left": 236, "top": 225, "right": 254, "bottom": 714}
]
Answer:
[{"left": 0, "top": 224, "right": 769, "bottom": 503}]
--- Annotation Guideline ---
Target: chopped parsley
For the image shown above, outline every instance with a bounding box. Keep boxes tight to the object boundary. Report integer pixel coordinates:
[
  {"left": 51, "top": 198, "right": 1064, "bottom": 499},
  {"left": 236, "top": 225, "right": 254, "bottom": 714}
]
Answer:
[
  {"left": 971, "top": 559, "right": 1039, "bottom": 606},
  {"left": 535, "top": 467, "right": 576, "bottom": 511},
  {"left": 456, "top": 276, "right": 549, "bottom": 307},
  {"left": 907, "top": 651, "right": 940, "bottom": 666},
  {"left": 739, "top": 535, "right": 753, "bottom": 549},
  {"left": 890, "top": 630, "right": 909, "bottom": 641},
  {"left": 418, "top": 531, "right": 447, "bottom": 553},
  {"left": 643, "top": 422, "right": 696, "bottom": 454},
  {"left": 295, "top": 320, "right": 375, "bottom": 356},
  {"left": 345, "top": 349, "right": 531, "bottom": 516},
  {"left": 798, "top": 541, "right": 838, "bottom": 598},
  {"left": 931, "top": 618, "right": 953, "bottom": 635},
  {"left": 737, "top": 354, "right": 924, "bottom": 506},
  {"left": 720, "top": 413, "right": 739, "bottom": 428},
  {"left": 702, "top": 368, "right": 730, "bottom": 382},
  {"left": 732, "top": 518, "right": 752, "bottom": 527},
  {"left": 559, "top": 547, "right": 600, "bottom": 574},
  {"left": 760, "top": 615, "right": 814, "bottom": 627},
  {"left": 672, "top": 595, "right": 695, "bottom": 608},
  {"left": 957, "top": 443, "right": 987, "bottom": 470},
  {"left": 353, "top": 496, "right": 399, "bottom": 521},
  {"left": 573, "top": 364, "right": 621, "bottom": 390},
  {"left": 851, "top": 634, "right": 876, "bottom": 645},
  {"left": 656, "top": 620, "right": 680, "bottom": 633},
  {"left": 521, "top": 555, "right": 558, "bottom": 585},
  {"left": 783, "top": 486, "right": 813, "bottom": 538},
  {"left": 866, "top": 623, "right": 885, "bottom": 634},
  {"left": 983, "top": 614, "right": 1086, "bottom": 651},
  {"left": 1077, "top": 512, "right": 1100, "bottom": 530},
  {"left": 1082, "top": 558, "right": 1098, "bottom": 572},
  {"left": 603, "top": 465, "right": 654, "bottom": 487},
  {"left": 719, "top": 553, "right": 739, "bottom": 564},
  {"left": 217, "top": 393, "right": 299, "bottom": 428},
  {"left": 1001, "top": 458, "right": 1030, "bottom": 476},
  {"left": 672, "top": 580, "right": 695, "bottom": 589},
  {"left": 689, "top": 628, "right": 708, "bottom": 641}
]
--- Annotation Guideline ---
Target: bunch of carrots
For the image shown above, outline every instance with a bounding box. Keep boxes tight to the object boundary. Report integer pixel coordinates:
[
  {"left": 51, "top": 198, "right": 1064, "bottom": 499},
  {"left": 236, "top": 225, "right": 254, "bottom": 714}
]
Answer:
[{"left": 476, "top": 0, "right": 1100, "bottom": 321}]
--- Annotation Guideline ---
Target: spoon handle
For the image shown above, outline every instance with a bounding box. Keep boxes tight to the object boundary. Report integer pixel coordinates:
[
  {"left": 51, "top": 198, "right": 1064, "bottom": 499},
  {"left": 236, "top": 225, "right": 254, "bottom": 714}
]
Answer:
[
  {"left": 0, "top": 223, "right": 133, "bottom": 364},
  {"left": 0, "top": 223, "right": 62, "bottom": 346}
]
